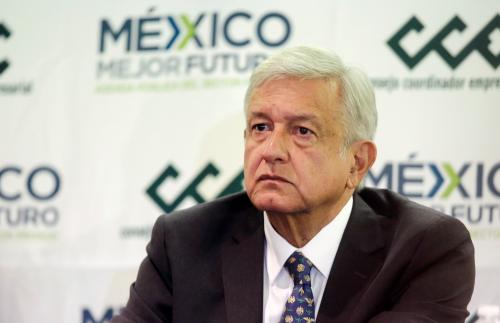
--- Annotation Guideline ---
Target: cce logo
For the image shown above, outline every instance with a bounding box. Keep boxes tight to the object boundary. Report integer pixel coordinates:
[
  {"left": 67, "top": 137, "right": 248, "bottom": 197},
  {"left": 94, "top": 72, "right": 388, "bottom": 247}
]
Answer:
[
  {"left": 146, "top": 163, "right": 243, "bottom": 213},
  {"left": 0, "top": 21, "right": 11, "bottom": 75},
  {"left": 387, "top": 14, "right": 500, "bottom": 69}
]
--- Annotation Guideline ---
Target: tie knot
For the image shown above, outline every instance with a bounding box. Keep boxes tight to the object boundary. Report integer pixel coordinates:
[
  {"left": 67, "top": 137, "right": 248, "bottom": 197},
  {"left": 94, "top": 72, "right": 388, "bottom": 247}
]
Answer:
[{"left": 285, "top": 251, "right": 314, "bottom": 285}]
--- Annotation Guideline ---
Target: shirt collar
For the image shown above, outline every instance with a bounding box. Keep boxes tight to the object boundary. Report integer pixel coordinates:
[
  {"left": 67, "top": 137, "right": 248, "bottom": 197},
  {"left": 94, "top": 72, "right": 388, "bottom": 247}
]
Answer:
[{"left": 264, "top": 197, "right": 353, "bottom": 284}]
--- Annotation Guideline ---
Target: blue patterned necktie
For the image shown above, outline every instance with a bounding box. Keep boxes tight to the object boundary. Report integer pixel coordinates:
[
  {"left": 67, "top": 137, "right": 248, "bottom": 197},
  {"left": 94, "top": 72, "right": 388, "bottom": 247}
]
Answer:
[{"left": 279, "top": 251, "right": 316, "bottom": 323}]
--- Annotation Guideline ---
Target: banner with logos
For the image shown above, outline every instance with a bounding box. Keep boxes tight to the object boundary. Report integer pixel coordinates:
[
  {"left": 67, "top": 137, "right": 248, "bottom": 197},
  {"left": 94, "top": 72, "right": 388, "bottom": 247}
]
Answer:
[{"left": 1, "top": 0, "right": 499, "bottom": 322}]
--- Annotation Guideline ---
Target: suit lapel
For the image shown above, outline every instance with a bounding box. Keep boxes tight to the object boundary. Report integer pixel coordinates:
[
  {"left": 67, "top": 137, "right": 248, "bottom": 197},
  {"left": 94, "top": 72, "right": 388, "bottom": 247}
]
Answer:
[
  {"left": 316, "top": 193, "right": 387, "bottom": 323},
  {"left": 221, "top": 206, "right": 264, "bottom": 323}
]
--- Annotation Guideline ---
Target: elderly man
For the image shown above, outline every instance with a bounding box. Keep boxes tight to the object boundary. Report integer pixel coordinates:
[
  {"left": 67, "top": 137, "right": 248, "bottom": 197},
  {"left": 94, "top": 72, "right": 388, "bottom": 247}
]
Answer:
[{"left": 112, "top": 47, "right": 475, "bottom": 323}]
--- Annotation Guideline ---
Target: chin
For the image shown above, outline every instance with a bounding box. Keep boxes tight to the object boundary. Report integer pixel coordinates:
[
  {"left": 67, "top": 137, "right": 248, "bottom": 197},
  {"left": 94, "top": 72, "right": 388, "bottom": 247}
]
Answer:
[{"left": 249, "top": 193, "right": 304, "bottom": 214}]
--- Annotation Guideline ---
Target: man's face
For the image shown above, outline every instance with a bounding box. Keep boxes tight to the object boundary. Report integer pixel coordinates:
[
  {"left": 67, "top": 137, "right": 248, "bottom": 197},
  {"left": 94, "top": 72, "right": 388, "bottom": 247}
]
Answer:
[{"left": 244, "top": 77, "right": 356, "bottom": 216}]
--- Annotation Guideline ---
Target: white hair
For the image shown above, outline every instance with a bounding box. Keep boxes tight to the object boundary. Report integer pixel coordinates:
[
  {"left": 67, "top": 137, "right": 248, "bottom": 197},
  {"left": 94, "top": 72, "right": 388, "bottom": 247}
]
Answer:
[{"left": 244, "top": 46, "right": 377, "bottom": 147}]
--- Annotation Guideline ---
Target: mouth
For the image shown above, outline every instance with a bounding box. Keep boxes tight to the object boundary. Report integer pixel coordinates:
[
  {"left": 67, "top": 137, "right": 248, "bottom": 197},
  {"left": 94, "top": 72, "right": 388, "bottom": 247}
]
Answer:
[{"left": 257, "top": 174, "right": 290, "bottom": 183}]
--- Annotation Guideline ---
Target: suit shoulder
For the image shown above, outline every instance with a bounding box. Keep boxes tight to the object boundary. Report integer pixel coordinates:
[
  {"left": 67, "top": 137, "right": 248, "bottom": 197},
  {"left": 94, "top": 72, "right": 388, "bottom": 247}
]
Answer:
[
  {"left": 357, "top": 187, "right": 470, "bottom": 239},
  {"left": 151, "top": 192, "right": 259, "bottom": 244}
]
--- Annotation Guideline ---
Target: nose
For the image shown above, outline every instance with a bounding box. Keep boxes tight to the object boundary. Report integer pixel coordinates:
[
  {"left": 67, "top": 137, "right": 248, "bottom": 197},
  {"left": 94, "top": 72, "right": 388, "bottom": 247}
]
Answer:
[{"left": 261, "top": 128, "right": 289, "bottom": 163}]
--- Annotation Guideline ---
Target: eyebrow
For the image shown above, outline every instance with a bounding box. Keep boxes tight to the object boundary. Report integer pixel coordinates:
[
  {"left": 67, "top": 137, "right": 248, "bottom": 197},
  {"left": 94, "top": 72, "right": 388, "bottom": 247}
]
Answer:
[
  {"left": 249, "top": 111, "right": 320, "bottom": 123},
  {"left": 285, "top": 114, "right": 319, "bottom": 123},
  {"left": 248, "top": 111, "right": 270, "bottom": 120}
]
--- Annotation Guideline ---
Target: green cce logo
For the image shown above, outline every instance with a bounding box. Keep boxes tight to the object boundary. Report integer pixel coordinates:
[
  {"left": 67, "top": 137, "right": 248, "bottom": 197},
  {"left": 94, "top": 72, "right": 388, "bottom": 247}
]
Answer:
[
  {"left": 387, "top": 14, "right": 500, "bottom": 69},
  {"left": 0, "top": 22, "right": 11, "bottom": 75},
  {"left": 146, "top": 163, "right": 244, "bottom": 213}
]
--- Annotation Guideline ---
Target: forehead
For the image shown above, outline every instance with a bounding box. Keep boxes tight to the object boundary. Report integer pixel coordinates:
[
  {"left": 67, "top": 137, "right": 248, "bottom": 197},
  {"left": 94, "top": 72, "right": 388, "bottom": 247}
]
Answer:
[{"left": 247, "top": 77, "right": 343, "bottom": 119}]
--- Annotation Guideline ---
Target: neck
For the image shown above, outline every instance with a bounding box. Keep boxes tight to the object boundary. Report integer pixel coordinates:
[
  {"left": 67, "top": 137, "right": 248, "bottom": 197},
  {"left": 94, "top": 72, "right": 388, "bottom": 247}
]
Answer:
[{"left": 267, "top": 191, "right": 352, "bottom": 248}]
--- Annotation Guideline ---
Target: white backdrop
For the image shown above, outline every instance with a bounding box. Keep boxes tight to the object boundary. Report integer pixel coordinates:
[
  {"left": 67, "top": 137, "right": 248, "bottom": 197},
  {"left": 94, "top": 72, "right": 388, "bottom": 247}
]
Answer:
[{"left": 1, "top": 0, "right": 499, "bottom": 322}]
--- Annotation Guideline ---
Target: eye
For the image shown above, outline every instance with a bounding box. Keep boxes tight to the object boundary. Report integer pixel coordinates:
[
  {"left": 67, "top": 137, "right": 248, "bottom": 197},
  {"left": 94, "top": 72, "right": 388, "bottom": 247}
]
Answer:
[
  {"left": 295, "top": 126, "right": 315, "bottom": 137},
  {"left": 293, "top": 126, "right": 317, "bottom": 144},
  {"left": 298, "top": 127, "right": 311, "bottom": 135},
  {"left": 251, "top": 123, "right": 270, "bottom": 132}
]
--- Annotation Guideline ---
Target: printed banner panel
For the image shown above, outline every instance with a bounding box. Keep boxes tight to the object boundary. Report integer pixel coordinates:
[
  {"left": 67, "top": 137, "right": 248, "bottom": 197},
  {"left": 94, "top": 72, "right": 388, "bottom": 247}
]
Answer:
[{"left": 0, "top": 0, "right": 499, "bottom": 321}]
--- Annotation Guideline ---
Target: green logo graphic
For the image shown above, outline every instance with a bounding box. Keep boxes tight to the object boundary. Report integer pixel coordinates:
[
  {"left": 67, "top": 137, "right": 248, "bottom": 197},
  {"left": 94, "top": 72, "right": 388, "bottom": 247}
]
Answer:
[
  {"left": 146, "top": 163, "right": 243, "bottom": 213},
  {"left": 388, "top": 14, "right": 500, "bottom": 69},
  {"left": 0, "top": 22, "right": 11, "bottom": 75}
]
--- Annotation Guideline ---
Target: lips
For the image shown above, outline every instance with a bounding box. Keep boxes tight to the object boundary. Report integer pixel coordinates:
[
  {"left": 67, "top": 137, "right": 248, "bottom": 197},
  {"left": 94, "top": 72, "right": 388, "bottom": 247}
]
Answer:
[{"left": 257, "top": 174, "right": 290, "bottom": 183}]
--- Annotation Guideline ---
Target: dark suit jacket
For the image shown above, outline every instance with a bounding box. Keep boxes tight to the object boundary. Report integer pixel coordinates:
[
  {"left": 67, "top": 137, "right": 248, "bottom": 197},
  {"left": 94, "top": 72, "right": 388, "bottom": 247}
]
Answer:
[{"left": 111, "top": 188, "right": 475, "bottom": 323}]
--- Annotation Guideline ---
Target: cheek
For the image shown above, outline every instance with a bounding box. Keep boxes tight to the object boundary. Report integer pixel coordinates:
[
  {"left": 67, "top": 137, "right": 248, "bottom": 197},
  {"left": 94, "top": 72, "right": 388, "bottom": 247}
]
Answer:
[
  {"left": 243, "top": 146, "right": 259, "bottom": 177},
  {"left": 243, "top": 145, "right": 251, "bottom": 167},
  {"left": 244, "top": 139, "right": 260, "bottom": 160},
  {"left": 299, "top": 151, "right": 338, "bottom": 179},
  {"left": 243, "top": 150, "right": 257, "bottom": 192},
  {"left": 320, "top": 158, "right": 351, "bottom": 184}
]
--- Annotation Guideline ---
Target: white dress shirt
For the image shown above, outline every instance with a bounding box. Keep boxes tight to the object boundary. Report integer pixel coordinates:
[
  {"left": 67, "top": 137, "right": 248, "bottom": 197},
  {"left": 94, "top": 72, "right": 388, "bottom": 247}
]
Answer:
[{"left": 262, "top": 197, "right": 353, "bottom": 323}]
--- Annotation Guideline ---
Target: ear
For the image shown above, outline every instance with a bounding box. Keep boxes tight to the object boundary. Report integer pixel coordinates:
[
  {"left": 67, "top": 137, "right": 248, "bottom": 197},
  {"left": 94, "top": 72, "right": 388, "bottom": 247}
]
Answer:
[{"left": 346, "top": 140, "right": 377, "bottom": 189}]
